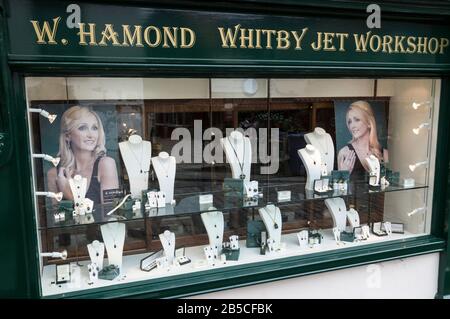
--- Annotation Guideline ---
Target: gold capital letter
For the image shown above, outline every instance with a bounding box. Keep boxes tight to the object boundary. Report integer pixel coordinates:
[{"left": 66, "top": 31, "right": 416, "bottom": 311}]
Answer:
[
  {"left": 30, "top": 17, "right": 61, "bottom": 45},
  {"left": 78, "top": 23, "right": 97, "bottom": 46},
  {"left": 122, "top": 25, "right": 143, "bottom": 47},
  {"left": 180, "top": 27, "right": 196, "bottom": 48}
]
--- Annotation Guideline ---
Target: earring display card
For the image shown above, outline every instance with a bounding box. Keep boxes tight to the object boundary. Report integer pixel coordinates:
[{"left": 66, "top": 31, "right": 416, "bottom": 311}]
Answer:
[
  {"left": 313, "top": 177, "right": 332, "bottom": 194},
  {"left": 56, "top": 263, "right": 71, "bottom": 284},
  {"left": 245, "top": 181, "right": 259, "bottom": 199}
]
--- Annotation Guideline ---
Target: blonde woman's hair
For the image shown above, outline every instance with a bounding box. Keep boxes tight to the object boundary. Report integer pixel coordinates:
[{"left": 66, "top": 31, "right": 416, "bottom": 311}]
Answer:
[
  {"left": 346, "top": 100, "right": 383, "bottom": 160},
  {"left": 58, "top": 106, "right": 106, "bottom": 172}
]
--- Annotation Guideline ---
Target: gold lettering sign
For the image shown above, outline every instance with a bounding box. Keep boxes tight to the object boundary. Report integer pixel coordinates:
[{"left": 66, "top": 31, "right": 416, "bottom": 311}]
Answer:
[{"left": 29, "top": 18, "right": 450, "bottom": 56}]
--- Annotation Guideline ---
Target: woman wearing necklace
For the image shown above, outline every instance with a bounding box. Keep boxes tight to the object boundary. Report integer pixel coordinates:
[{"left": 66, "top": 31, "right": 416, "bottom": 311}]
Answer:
[
  {"left": 337, "top": 101, "right": 388, "bottom": 180},
  {"left": 47, "top": 106, "right": 119, "bottom": 205}
]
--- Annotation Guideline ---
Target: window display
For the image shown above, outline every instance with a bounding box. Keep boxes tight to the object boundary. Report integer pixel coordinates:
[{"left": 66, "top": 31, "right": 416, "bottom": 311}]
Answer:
[{"left": 26, "top": 77, "right": 439, "bottom": 296}]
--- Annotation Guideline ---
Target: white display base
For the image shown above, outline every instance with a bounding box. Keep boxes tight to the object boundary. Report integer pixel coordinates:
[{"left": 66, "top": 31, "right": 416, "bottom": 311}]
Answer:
[{"left": 40, "top": 229, "right": 421, "bottom": 296}]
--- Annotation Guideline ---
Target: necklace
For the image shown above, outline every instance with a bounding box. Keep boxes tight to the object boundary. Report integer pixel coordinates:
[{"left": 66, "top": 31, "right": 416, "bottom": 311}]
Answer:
[
  {"left": 315, "top": 134, "right": 329, "bottom": 156},
  {"left": 105, "top": 224, "right": 120, "bottom": 249},
  {"left": 157, "top": 157, "right": 172, "bottom": 178},
  {"left": 264, "top": 206, "right": 279, "bottom": 229},
  {"left": 228, "top": 136, "right": 246, "bottom": 180},
  {"left": 128, "top": 142, "right": 145, "bottom": 174}
]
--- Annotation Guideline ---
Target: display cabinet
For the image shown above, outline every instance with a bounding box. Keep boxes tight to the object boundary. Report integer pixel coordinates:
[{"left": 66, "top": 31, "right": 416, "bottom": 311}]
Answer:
[
  {"left": 25, "top": 77, "right": 441, "bottom": 296},
  {"left": 2, "top": 0, "right": 450, "bottom": 299}
]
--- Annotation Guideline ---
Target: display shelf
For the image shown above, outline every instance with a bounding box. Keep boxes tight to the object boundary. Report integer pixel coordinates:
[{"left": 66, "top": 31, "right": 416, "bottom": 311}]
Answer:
[
  {"left": 40, "top": 180, "right": 427, "bottom": 230},
  {"left": 40, "top": 228, "right": 422, "bottom": 297}
]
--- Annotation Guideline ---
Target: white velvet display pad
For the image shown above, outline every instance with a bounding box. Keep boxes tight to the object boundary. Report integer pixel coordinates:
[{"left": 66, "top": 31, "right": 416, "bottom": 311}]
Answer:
[{"left": 40, "top": 229, "right": 417, "bottom": 296}]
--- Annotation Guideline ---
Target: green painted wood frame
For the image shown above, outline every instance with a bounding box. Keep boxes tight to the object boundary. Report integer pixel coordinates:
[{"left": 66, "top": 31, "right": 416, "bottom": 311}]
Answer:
[{"left": 0, "top": 0, "right": 450, "bottom": 299}]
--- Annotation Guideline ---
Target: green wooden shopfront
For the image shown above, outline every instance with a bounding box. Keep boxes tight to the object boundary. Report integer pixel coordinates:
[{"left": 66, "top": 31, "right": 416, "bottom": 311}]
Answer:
[{"left": 1, "top": 0, "right": 450, "bottom": 298}]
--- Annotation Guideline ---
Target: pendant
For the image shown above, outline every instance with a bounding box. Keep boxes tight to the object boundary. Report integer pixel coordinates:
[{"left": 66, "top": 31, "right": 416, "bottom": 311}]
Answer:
[
  {"left": 114, "top": 244, "right": 117, "bottom": 249},
  {"left": 140, "top": 170, "right": 143, "bottom": 173},
  {"left": 274, "top": 223, "right": 279, "bottom": 229},
  {"left": 240, "top": 174, "right": 246, "bottom": 179}
]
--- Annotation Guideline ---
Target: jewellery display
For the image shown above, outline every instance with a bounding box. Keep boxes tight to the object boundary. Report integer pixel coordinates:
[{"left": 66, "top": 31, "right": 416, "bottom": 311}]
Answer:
[
  {"left": 298, "top": 144, "right": 326, "bottom": 190},
  {"left": 332, "top": 227, "right": 341, "bottom": 244},
  {"left": 119, "top": 135, "right": 152, "bottom": 198},
  {"left": 128, "top": 142, "right": 146, "bottom": 174},
  {"left": 324, "top": 197, "right": 348, "bottom": 232},
  {"left": 159, "top": 230, "right": 176, "bottom": 265},
  {"left": 365, "top": 155, "right": 381, "bottom": 187},
  {"left": 313, "top": 177, "right": 332, "bottom": 194},
  {"left": 151, "top": 152, "right": 176, "bottom": 205},
  {"left": 175, "top": 247, "right": 191, "bottom": 266},
  {"left": 56, "top": 264, "right": 71, "bottom": 284},
  {"left": 100, "top": 222, "right": 126, "bottom": 271},
  {"left": 204, "top": 245, "right": 219, "bottom": 265},
  {"left": 244, "top": 180, "right": 259, "bottom": 199},
  {"left": 200, "top": 209, "right": 224, "bottom": 253},
  {"left": 156, "top": 191, "right": 166, "bottom": 208},
  {"left": 371, "top": 222, "right": 390, "bottom": 236},
  {"left": 221, "top": 131, "right": 251, "bottom": 182},
  {"left": 87, "top": 240, "right": 105, "bottom": 270},
  {"left": 140, "top": 249, "right": 164, "bottom": 271},
  {"left": 381, "top": 222, "right": 404, "bottom": 234},
  {"left": 346, "top": 206, "right": 360, "bottom": 233},
  {"left": 258, "top": 205, "right": 282, "bottom": 251},
  {"left": 228, "top": 136, "right": 246, "bottom": 180},
  {"left": 87, "top": 263, "right": 100, "bottom": 284},
  {"left": 222, "top": 236, "right": 240, "bottom": 261},
  {"left": 304, "top": 127, "right": 335, "bottom": 175},
  {"left": 308, "top": 230, "right": 323, "bottom": 247},
  {"left": 297, "top": 230, "right": 309, "bottom": 249}
]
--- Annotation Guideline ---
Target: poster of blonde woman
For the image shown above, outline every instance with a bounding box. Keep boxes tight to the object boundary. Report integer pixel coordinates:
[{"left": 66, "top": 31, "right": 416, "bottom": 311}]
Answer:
[
  {"left": 39, "top": 104, "right": 120, "bottom": 206},
  {"left": 334, "top": 100, "right": 389, "bottom": 180}
]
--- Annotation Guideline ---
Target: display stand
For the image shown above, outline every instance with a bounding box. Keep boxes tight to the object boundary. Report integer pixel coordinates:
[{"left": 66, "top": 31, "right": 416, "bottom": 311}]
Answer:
[
  {"left": 258, "top": 204, "right": 282, "bottom": 251},
  {"left": 200, "top": 209, "right": 224, "bottom": 252},
  {"left": 159, "top": 230, "right": 176, "bottom": 265},
  {"left": 324, "top": 197, "right": 347, "bottom": 232},
  {"left": 87, "top": 240, "right": 105, "bottom": 270},
  {"left": 365, "top": 155, "right": 380, "bottom": 187},
  {"left": 69, "top": 174, "right": 87, "bottom": 205},
  {"left": 100, "top": 222, "right": 126, "bottom": 272},
  {"left": 298, "top": 145, "right": 327, "bottom": 190},
  {"left": 119, "top": 135, "right": 152, "bottom": 199},
  {"left": 221, "top": 131, "right": 252, "bottom": 183},
  {"left": 304, "top": 127, "right": 335, "bottom": 174},
  {"left": 151, "top": 152, "right": 176, "bottom": 204}
]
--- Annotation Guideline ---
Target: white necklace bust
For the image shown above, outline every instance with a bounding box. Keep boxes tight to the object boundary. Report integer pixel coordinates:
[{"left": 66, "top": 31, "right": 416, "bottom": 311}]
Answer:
[
  {"left": 119, "top": 134, "right": 152, "bottom": 199},
  {"left": 200, "top": 208, "right": 224, "bottom": 252},
  {"left": 365, "top": 155, "right": 380, "bottom": 186},
  {"left": 159, "top": 230, "right": 176, "bottom": 265},
  {"left": 298, "top": 144, "right": 327, "bottom": 190},
  {"left": 100, "top": 222, "right": 126, "bottom": 272},
  {"left": 304, "top": 127, "right": 334, "bottom": 174},
  {"left": 87, "top": 240, "right": 105, "bottom": 270},
  {"left": 258, "top": 204, "right": 282, "bottom": 251},
  {"left": 220, "top": 131, "right": 252, "bottom": 182},
  {"left": 324, "top": 197, "right": 347, "bottom": 232},
  {"left": 151, "top": 152, "right": 176, "bottom": 204}
]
